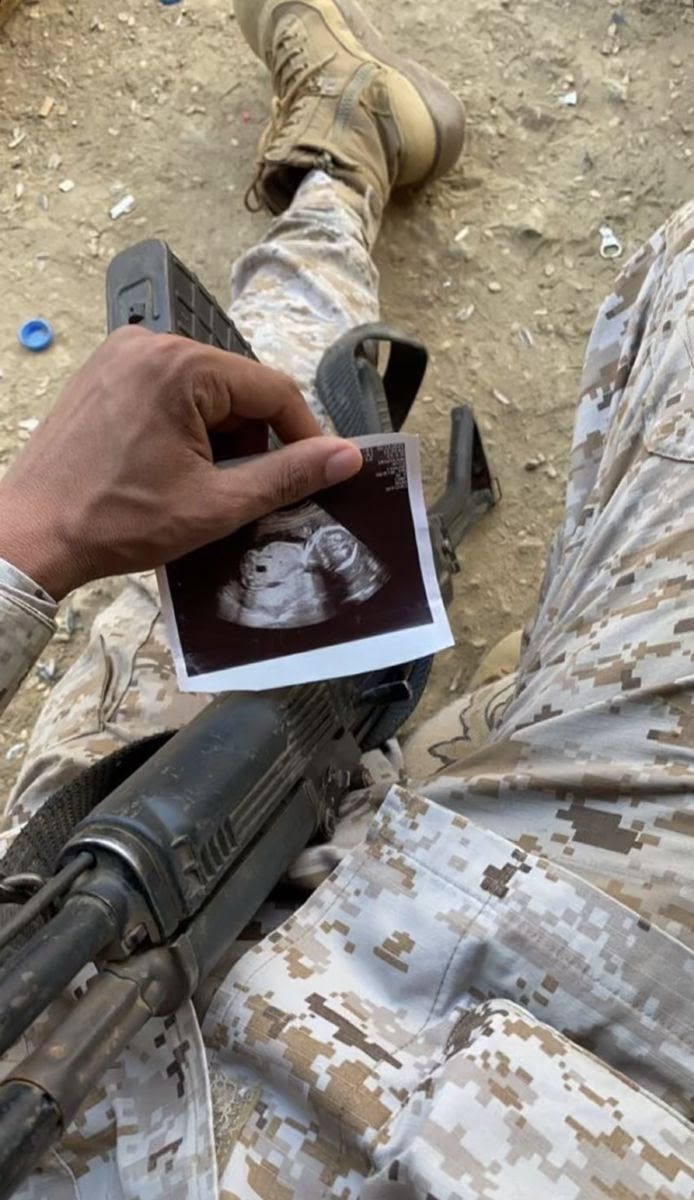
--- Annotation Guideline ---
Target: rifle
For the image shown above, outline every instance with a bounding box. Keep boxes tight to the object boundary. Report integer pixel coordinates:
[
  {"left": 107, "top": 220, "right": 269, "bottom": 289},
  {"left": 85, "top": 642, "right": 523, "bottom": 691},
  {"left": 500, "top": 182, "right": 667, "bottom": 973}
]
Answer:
[{"left": 0, "top": 241, "right": 496, "bottom": 1197}]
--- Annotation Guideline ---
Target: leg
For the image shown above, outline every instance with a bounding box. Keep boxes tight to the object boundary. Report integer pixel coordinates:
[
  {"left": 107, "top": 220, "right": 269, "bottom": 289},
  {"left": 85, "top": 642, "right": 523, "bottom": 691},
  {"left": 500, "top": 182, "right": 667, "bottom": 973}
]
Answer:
[
  {"left": 422, "top": 202, "right": 694, "bottom": 946},
  {"left": 205, "top": 206, "right": 694, "bottom": 1200},
  {"left": 230, "top": 173, "right": 380, "bottom": 427}
]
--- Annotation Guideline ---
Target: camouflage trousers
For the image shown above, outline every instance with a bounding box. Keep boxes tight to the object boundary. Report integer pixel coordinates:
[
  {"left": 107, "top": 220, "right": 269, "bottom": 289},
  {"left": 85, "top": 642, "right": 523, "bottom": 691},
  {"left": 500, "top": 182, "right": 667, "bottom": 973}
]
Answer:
[{"left": 6, "top": 175, "right": 694, "bottom": 1198}]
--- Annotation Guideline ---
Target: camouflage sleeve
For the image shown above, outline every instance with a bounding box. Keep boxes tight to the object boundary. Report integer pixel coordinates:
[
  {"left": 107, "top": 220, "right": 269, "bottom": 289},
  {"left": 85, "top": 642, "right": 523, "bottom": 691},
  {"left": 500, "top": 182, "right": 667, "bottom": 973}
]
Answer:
[{"left": 0, "top": 559, "right": 57, "bottom": 714}]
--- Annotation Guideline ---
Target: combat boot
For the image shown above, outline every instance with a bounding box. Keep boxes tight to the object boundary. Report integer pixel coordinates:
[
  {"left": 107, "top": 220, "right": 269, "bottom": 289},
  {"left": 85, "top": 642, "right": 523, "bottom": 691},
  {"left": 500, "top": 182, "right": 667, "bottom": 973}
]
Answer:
[{"left": 235, "top": 0, "right": 465, "bottom": 213}]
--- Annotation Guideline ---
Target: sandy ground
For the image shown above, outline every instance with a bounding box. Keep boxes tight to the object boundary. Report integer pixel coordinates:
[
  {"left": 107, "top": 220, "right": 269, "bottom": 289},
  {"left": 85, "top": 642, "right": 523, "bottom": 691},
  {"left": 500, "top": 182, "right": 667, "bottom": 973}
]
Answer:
[{"left": 0, "top": 0, "right": 692, "bottom": 793}]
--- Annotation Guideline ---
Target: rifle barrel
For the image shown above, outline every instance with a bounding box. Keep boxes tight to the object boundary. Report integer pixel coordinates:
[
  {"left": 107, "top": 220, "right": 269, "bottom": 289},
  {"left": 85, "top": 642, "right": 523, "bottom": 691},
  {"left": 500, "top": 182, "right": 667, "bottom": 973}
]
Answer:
[
  {"left": 0, "top": 1082, "right": 61, "bottom": 1200},
  {"left": 0, "top": 893, "right": 121, "bottom": 1057}
]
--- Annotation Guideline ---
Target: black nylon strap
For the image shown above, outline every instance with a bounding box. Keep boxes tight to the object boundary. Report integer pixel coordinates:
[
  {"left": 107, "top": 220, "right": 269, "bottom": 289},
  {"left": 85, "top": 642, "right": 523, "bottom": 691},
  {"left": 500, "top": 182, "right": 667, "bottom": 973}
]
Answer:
[
  {"left": 0, "top": 733, "right": 174, "bottom": 959},
  {"left": 315, "top": 323, "right": 428, "bottom": 437},
  {"left": 315, "top": 324, "right": 434, "bottom": 746},
  {"left": 0, "top": 734, "right": 173, "bottom": 881}
]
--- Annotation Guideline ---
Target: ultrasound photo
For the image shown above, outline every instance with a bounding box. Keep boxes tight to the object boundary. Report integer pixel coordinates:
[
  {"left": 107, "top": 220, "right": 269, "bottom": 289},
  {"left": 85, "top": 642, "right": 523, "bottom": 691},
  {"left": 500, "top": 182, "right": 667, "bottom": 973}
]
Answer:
[{"left": 159, "top": 434, "right": 452, "bottom": 692}]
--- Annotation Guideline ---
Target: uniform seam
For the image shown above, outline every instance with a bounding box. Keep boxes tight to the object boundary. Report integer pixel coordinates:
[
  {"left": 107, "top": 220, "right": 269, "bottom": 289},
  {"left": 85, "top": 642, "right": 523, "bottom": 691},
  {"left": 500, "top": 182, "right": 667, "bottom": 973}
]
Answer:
[{"left": 375, "top": 823, "right": 694, "bottom": 1053}]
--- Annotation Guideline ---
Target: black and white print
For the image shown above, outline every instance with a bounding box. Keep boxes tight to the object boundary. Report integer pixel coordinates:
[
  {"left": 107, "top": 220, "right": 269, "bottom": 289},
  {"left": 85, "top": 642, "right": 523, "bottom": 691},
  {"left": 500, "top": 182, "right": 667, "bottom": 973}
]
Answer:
[
  {"left": 159, "top": 434, "right": 452, "bottom": 691},
  {"left": 216, "top": 500, "right": 390, "bottom": 630}
]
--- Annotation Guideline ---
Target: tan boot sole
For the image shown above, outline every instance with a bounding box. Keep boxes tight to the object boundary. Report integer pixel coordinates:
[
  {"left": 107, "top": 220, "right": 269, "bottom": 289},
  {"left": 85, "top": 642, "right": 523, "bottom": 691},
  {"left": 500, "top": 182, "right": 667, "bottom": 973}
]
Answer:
[{"left": 243, "top": 0, "right": 465, "bottom": 187}]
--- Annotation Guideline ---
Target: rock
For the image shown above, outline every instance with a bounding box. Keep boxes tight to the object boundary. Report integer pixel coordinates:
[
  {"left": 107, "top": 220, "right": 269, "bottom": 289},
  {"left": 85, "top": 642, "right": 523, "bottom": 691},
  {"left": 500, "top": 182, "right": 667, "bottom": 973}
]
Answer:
[
  {"left": 518, "top": 536, "right": 544, "bottom": 553},
  {"left": 606, "top": 78, "right": 628, "bottom": 103},
  {"left": 513, "top": 203, "right": 548, "bottom": 241}
]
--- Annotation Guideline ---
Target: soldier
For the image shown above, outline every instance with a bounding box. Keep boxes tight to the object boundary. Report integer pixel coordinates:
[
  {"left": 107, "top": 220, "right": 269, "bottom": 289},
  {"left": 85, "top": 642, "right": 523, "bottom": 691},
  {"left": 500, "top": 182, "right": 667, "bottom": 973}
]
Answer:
[{"left": 0, "top": 1, "right": 691, "bottom": 1197}]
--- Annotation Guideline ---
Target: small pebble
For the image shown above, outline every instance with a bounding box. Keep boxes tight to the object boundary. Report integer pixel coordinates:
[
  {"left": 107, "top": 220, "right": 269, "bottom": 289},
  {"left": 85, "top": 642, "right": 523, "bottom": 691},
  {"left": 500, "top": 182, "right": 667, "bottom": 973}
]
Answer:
[
  {"left": 487, "top": 281, "right": 502, "bottom": 294},
  {"left": 58, "top": 179, "right": 75, "bottom": 193},
  {"left": 518, "top": 536, "right": 544, "bottom": 552},
  {"left": 607, "top": 79, "right": 628, "bottom": 103}
]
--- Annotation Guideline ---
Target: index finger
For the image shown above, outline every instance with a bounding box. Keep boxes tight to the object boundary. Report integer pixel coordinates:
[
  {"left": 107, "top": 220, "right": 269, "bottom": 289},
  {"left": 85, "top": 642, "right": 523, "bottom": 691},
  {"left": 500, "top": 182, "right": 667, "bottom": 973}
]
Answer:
[{"left": 187, "top": 341, "right": 322, "bottom": 444}]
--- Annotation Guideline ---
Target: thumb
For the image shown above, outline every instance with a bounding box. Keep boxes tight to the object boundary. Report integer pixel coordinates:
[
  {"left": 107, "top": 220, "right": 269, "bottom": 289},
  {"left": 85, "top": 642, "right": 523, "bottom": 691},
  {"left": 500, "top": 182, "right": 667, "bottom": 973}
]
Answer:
[{"left": 210, "top": 436, "right": 363, "bottom": 531}]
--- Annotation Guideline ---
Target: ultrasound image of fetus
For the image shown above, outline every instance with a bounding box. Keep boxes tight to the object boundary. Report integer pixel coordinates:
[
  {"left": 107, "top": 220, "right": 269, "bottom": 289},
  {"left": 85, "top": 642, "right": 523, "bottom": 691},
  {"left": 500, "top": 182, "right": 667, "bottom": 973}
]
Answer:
[{"left": 218, "top": 501, "right": 390, "bottom": 630}]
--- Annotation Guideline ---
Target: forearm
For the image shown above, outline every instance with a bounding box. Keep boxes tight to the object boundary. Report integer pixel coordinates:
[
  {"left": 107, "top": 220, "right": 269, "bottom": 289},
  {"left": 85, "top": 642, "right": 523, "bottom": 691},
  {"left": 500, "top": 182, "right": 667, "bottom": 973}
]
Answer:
[{"left": 0, "top": 560, "right": 57, "bottom": 716}]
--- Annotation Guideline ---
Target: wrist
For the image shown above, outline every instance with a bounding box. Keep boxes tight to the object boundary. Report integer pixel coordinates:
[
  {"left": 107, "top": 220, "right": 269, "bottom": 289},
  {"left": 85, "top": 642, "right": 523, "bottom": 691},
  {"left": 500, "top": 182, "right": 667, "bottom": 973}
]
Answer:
[{"left": 0, "top": 506, "right": 81, "bottom": 602}]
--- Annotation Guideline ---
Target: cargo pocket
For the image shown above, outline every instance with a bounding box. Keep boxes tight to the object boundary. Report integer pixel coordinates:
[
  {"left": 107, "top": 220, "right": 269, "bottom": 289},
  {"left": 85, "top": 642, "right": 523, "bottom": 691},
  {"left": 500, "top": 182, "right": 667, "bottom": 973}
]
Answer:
[
  {"left": 365, "top": 999, "right": 694, "bottom": 1199},
  {"left": 644, "top": 377, "right": 694, "bottom": 463}
]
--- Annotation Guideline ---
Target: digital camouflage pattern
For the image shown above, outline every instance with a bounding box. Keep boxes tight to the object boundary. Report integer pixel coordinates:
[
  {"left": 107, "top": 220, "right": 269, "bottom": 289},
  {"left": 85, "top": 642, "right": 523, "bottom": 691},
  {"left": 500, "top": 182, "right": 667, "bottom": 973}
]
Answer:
[
  {"left": 0, "top": 173, "right": 692, "bottom": 1198},
  {"left": 422, "top": 201, "right": 694, "bottom": 950},
  {"left": 0, "top": 560, "right": 57, "bottom": 716}
]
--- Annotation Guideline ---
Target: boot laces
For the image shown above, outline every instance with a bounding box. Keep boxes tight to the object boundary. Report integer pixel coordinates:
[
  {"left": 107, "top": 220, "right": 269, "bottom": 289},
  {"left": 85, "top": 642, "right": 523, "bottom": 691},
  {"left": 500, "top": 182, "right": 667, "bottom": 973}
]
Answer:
[{"left": 245, "top": 26, "right": 336, "bottom": 211}]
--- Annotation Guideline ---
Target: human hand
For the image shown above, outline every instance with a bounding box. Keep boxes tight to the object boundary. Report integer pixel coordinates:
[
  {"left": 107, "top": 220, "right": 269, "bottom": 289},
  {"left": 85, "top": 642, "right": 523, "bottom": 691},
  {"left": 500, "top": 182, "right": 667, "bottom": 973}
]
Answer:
[{"left": 0, "top": 325, "right": 362, "bottom": 599}]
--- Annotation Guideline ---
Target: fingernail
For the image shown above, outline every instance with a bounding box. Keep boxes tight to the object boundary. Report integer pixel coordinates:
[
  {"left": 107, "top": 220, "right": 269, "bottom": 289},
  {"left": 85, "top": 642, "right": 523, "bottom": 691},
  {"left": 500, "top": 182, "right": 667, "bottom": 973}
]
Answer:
[{"left": 324, "top": 444, "right": 362, "bottom": 486}]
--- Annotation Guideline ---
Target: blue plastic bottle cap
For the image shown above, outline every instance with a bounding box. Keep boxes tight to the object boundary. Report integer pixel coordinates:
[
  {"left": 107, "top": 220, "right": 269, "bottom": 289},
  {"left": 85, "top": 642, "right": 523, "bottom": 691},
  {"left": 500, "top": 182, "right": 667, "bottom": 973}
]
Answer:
[
  {"left": 18, "top": 318, "right": 54, "bottom": 352},
  {"left": 159, "top": 0, "right": 181, "bottom": 5}
]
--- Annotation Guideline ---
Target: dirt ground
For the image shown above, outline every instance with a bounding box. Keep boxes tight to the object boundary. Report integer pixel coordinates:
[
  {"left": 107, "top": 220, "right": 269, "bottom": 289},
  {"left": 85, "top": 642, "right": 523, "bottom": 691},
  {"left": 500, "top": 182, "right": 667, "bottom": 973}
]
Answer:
[{"left": 0, "top": 0, "right": 692, "bottom": 793}]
